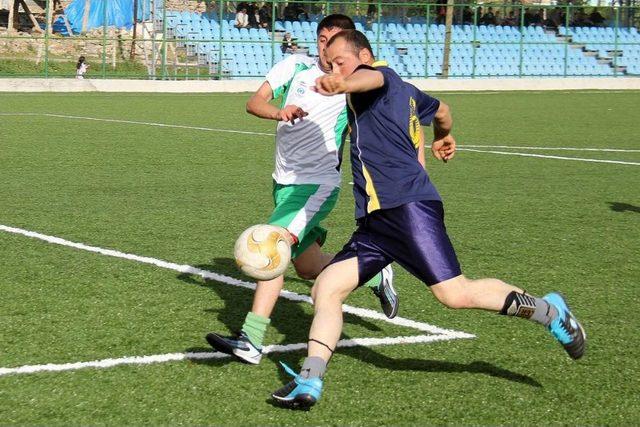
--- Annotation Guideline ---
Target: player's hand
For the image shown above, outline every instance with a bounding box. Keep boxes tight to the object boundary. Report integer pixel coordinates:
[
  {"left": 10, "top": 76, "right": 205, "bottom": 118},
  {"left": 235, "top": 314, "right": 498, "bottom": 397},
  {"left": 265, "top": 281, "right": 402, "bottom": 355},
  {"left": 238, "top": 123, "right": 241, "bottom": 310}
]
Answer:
[
  {"left": 432, "top": 134, "right": 457, "bottom": 162},
  {"left": 314, "top": 74, "right": 348, "bottom": 95},
  {"left": 278, "top": 105, "right": 308, "bottom": 125}
]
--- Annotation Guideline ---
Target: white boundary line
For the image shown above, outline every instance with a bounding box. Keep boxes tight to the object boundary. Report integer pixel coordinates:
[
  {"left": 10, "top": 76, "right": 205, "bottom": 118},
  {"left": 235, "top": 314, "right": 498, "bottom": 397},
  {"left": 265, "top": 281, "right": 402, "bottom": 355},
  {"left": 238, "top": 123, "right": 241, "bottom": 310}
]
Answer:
[
  {"left": 461, "top": 144, "right": 640, "bottom": 153},
  {"left": 2, "top": 112, "right": 637, "bottom": 158},
  {"left": 458, "top": 148, "right": 640, "bottom": 166},
  {"left": 0, "top": 335, "right": 456, "bottom": 377},
  {"left": 0, "top": 112, "right": 274, "bottom": 137},
  {"left": 0, "top": 224, "right": 474, "bottom": 377}
]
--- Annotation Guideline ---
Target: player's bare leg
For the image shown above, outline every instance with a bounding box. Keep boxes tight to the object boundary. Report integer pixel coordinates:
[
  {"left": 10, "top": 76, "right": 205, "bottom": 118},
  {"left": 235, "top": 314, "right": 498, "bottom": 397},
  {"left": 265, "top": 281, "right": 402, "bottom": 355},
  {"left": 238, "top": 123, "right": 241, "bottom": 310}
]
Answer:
[
  {"left": 431, "top": 275, "right": 585, "bottom": 359},
  {"left": 272, "top": 257, "right": 359, "bottom": 408},
  {"left": 430, "top": 274, "right": 523, "bottom": 311},
  {"left": 205, "top": 242, "right": 336, "bottom": 364},
  {"left": 295, "top": 241, "right": 398, "bottom": 318},
  {"left": 291, "top": 241, "right": 334, "bottom": 280}
]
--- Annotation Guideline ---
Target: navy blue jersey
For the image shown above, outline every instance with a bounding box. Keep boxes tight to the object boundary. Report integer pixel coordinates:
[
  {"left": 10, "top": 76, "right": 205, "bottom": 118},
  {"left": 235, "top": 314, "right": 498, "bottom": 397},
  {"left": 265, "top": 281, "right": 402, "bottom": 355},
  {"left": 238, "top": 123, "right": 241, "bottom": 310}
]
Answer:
[{"left": 347, "top": 64, "right": 442, "bottom": 219}]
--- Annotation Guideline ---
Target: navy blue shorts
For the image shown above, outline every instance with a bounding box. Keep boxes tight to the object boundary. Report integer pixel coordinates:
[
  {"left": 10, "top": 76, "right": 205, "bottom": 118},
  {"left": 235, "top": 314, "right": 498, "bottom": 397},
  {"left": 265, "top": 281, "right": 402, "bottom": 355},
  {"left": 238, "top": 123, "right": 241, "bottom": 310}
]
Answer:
[{"left": 330, "top": 200, "right": 461, "bottom": 286}]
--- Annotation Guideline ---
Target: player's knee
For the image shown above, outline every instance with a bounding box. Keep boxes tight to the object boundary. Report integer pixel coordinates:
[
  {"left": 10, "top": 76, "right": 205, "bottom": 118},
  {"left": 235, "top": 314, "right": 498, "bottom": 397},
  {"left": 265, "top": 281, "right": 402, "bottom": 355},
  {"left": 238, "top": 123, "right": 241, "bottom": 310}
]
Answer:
[
  {"left": 294, "top": 264, "right": 319, "bottom": 281},
  {"left": 311, "top": 277, "right": 344, "bottom": 306},
  {"left": 431, "top": 276, "right": 473, "bottom": 309}
]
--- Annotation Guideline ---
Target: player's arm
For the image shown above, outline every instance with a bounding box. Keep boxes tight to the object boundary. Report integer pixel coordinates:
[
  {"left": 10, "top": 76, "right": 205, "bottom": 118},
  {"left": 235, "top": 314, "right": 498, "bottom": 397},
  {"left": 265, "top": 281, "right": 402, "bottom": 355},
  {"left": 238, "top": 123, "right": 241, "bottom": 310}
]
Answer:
[
  {"left": 246, "top": 81, "right": 308, "bottom": 125},
  {"left": 314, "top": 69, "right": 384, "bottom": 95},
  {"left": 431, "top": 102, "right": 456, "bottom": 162},
  {"left": 417, "top": 126, "right": 426, "bottom": 168}
]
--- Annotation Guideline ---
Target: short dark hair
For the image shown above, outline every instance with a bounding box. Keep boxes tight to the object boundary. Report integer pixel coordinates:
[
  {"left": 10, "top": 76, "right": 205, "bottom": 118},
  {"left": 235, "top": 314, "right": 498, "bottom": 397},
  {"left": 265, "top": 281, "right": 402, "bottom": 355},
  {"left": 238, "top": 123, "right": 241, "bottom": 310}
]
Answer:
[
  {"left": 317, "top": 14, "right": 355, "bottom": 36},
  {"left": 326, "top": 29, "right": 374, "bottom": 57}
]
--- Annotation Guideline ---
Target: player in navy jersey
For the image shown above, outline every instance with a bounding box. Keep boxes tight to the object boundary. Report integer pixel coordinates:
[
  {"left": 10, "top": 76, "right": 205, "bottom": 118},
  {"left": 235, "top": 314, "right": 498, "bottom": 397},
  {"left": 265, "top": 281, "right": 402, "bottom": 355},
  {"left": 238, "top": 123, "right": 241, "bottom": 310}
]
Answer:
[{"left": 270, "top": 30, "right": 586, "bottom": 410}]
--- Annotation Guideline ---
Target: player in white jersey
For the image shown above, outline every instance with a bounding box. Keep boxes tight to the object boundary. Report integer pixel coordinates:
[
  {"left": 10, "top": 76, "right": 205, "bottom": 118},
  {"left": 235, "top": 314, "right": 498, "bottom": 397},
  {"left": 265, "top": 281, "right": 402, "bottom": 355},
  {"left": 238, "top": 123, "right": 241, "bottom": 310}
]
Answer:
[{"left": 205, "top": 15, "right": 398, "bottom": 365}]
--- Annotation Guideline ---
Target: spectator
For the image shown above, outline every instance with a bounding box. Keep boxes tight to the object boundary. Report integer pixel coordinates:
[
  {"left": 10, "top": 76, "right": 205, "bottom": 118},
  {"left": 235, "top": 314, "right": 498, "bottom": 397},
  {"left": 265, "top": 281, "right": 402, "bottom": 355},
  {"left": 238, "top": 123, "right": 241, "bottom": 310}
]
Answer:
[
  {"left": 258, "top": 4, "right": 271, "bottom": 30},
  {"left": 283, "top": 4, "right": 296, "bottom": 21},
  {"left": 475, "top": 7, "right": 483, "bottom": 25},
  {"left": 76, "top": 56, "right": 89, "bottom": 79},
  {"left": 235, "top": 7, "right": 249, "bottom": 28},
  {"left": 571, "top": 8, "right": 590, "bottom": 27},
  {"left": 481, "top": 7, "right": 497, "bottom": 26},
  {"left": 248, "top": 2, "right": 260, "bottom": 28},
  {"left": 436, "top": 0, "right": 447, "bottom": 25},
  {"left": 529, "top": 9, "right": 543, "bottom": 27},
  {"left": 367, "top": 1, "right": 377, "bottom": 21},
  {"left": 523, "top": 8, "right": 534, "bottom": 26},
  {"left": 462, "top": 6, "right": 473, "bottom": 25},
  {"left": 281, "top": 32, "right": 297, "bottom": 54},
  {"left": 236, "top": 2, "right": 249, "bottom": 13},
  {"left": 548, "top": 7, "right": 563, "bottom": 29},
  {"left": 502, "top": 10, "right": 518, "bottom": 26},
  {"left": 296, "top": 4, "right": 309, "bottom": 22},
  {"left": 589, "top": 8, "right": 605, "bottom": 27}
]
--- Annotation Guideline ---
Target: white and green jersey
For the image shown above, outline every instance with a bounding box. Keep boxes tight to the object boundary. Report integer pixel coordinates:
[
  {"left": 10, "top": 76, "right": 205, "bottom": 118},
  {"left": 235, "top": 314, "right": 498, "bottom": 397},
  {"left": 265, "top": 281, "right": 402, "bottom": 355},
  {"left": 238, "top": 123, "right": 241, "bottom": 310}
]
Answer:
[{"left": 266, "top": 55, "right": 348, "bottom": 187}]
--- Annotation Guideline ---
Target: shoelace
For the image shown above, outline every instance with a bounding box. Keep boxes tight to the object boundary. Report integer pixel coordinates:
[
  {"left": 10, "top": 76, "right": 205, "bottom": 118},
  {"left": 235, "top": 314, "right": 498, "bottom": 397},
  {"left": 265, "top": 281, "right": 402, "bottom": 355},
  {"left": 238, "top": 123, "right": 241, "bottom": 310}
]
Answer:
[
  {"left": 279, "top": 362, "right": 299, "bottom": 379},
  {"left": 278, "top": 362, "right": 322, "bottom": 392}
]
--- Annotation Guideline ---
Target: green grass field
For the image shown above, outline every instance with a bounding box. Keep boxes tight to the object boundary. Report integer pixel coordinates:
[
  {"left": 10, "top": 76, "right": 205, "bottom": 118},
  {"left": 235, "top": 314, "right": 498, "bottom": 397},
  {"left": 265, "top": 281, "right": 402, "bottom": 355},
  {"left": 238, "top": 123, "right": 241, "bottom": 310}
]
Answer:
[{"left": 1, "top": 90, "right": 639, "bottom": 425}]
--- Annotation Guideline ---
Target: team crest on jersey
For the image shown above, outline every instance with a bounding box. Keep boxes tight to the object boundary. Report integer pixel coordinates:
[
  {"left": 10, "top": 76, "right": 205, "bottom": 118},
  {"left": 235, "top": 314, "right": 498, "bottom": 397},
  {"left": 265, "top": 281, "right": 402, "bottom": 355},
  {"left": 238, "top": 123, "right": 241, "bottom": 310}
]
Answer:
[{"left": 296, "top": 86, "right": 306, "bottom": 95}]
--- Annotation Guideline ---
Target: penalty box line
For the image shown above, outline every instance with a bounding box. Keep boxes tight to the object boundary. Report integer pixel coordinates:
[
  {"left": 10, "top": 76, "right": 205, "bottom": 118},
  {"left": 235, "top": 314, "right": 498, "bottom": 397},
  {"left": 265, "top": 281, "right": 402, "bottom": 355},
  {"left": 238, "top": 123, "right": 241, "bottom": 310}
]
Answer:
[{"left": 0, "top": 224, "right": 474, "bottom": 377}]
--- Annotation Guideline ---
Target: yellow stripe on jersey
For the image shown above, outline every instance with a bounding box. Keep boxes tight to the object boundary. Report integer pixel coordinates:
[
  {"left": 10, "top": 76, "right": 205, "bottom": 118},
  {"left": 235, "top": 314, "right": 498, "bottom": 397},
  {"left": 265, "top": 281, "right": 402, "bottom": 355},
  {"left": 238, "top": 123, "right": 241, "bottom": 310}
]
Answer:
[
  {"left": 362, "top": 165, "right": 381, "bottom": 213},
  {"left": 409, "top": 97, "right": 421, "bottom": 149},
  {"left": 372, "top": 60, "right": 389, "bottom": 68}
]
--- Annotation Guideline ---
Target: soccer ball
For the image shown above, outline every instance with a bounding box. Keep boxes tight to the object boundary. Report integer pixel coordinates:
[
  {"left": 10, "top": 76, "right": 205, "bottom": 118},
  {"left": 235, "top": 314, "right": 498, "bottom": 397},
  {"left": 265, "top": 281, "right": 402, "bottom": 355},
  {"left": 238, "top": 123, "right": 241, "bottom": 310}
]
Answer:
[{"left": 234, "top": 224, "right": 291, "bottom": 281}]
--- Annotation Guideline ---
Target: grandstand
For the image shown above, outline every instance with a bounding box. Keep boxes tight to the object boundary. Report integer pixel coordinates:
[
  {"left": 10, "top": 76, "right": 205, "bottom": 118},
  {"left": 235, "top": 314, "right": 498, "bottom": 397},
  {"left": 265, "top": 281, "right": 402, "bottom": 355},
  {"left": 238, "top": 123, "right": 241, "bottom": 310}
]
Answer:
[
  {"left": 1, "top": 1, "right": 639, "bottom": 79},
  {"left": 163, "top": 10, "right": 640, "bottom": 79}
]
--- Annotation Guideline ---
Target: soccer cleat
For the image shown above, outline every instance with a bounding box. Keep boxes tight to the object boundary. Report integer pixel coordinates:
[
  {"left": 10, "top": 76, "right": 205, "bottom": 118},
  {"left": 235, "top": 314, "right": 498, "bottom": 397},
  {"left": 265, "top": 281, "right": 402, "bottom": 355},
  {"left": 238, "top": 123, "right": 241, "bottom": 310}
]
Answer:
[
  {"left": 205, "top": 331, "right": 262, "bottom": 365},
  {"left": 372, "top": 264, "right": 399, "bottom": 319},
  {"left": 543, "top": 292, "right": 586, "bottom": 360},
  {"left": 271, "top": 362, "right": 323, "bottom": 410}
]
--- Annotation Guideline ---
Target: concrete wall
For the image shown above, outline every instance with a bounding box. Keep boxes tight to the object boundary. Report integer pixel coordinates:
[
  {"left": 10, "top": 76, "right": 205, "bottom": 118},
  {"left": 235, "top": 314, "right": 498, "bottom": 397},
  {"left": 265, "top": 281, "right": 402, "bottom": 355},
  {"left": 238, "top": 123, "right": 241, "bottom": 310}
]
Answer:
[{"left": 1, "top": 77, "right": 639, "bottom": 93}]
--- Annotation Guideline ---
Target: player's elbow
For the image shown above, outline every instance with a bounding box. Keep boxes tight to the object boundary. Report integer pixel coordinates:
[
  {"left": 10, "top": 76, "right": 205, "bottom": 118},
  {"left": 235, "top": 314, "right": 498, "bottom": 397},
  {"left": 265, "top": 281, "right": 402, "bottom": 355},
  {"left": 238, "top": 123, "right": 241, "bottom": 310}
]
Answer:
[
  {"left": 435, "top": 102, "right": 450, "bottom": 121},
  {"left": 245, "top": 98, "right": 256, "bottom": 115}
]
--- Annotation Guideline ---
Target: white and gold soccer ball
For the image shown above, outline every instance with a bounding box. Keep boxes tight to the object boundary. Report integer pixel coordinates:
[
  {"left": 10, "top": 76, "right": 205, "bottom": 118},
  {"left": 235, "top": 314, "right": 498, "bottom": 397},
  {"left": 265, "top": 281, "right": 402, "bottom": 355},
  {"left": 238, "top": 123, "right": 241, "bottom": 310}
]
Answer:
[{"left": 234, "top": 224, "right": 291, "bottom": 281}]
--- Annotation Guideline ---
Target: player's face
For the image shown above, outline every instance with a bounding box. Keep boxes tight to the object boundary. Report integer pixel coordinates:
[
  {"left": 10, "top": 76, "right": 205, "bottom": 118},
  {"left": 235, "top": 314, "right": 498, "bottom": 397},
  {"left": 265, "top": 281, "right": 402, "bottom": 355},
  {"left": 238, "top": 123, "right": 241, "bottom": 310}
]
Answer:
[
  {"left": 325, "top": 38, "right": 362, "bottom": 77},
  {"left": 317, "top": 27, "right": 344, "bottom": 70}
]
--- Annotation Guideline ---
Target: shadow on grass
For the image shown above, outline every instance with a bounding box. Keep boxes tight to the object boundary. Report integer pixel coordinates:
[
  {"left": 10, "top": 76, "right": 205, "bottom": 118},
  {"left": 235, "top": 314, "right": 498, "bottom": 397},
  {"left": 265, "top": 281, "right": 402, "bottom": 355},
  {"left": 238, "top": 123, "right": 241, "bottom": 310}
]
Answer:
[
  {"left": 178, "top": 258, "right": 541, "bottom": 388},
  {"left": 339, "top": 346, "right": 542, "bottom": 387},
  {"left": 608, "top": 202, "right": 640, "bottom": 213}
]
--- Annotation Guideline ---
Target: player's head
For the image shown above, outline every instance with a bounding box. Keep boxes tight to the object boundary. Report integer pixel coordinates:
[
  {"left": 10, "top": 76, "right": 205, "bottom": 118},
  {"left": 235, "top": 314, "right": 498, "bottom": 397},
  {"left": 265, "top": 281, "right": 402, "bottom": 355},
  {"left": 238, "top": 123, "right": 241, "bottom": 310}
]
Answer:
[
  {"left": 325, "top": 30, "right": 375, "bottom": 77},
  {"left": 316, "top": 14, "right": 355, "bottom": 71}
]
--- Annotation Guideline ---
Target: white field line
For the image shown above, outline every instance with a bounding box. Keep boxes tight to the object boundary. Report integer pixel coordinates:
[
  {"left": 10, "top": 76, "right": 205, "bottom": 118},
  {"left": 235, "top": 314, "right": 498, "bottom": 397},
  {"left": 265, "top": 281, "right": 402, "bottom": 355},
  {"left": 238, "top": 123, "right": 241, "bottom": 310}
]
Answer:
[
  {"left": 0, "top": 224, "right": 475, "bottom": 376},
  {"left": 0, "top": 335, "right": 456, "bottom": 377},
  {"left": 458, "top": 148, "right": 640, "bottom": 166},
  {"left": 0, "top": 224, "right": 468, "bottom": 336},
  {"left": 0, "top": 112, "right": 275, "bottom": 137},
  {"left": 2, "top": 112, "right": 638, "bottom": 156},
  {"left": 461, "top": 144, "right": 640, "bottom": 153}
]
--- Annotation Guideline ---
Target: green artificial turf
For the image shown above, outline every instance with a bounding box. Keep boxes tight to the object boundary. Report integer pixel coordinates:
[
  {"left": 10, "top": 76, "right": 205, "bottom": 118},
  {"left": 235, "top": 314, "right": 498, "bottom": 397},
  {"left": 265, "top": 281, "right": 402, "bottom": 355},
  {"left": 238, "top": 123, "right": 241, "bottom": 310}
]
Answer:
[{"left": 0, "top": 91, "right": 638, "bottom": 425}]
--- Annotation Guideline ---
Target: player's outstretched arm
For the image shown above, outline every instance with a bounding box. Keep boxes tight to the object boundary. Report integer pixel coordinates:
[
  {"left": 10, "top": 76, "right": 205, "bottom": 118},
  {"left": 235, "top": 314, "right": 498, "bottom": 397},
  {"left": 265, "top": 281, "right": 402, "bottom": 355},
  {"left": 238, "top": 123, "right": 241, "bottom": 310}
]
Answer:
[
  {"left": 432, "top": 102, "right": 456, "bottom": 162},
  {"left": 246, "top": 81, "right": 308, "bottom": 124},
  {"left": 315, "top": 69, "right": 384, "bottom": 95}
]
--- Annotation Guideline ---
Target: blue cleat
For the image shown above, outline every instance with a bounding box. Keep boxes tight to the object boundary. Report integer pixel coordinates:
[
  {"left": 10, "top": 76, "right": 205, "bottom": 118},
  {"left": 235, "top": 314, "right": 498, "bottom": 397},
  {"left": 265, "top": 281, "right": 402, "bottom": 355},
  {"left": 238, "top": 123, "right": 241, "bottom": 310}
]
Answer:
[
  {"left": 271, "top": 362, "right": 323, "bottom": 410},
  {"left": 543, "top": 292, "right": 586, "bottom": 360}
]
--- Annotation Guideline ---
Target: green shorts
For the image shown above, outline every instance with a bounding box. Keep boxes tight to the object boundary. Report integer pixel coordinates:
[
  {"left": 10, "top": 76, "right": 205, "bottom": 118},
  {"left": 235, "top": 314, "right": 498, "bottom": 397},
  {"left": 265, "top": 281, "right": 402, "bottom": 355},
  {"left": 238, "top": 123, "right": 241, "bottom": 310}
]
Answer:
[{"left": 267, "top": 182, "right": 340, "bottom": 259}]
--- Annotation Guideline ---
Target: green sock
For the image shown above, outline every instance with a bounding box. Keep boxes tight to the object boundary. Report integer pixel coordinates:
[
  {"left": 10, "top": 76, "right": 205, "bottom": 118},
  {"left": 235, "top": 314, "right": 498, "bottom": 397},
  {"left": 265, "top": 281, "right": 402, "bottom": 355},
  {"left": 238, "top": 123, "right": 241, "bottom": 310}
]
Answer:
[
  {"left": 363, "top": 272, "right": 382, "bottom": 289},
  {"left": 241, "top": 312, "right": 270, "bottom": 348}
]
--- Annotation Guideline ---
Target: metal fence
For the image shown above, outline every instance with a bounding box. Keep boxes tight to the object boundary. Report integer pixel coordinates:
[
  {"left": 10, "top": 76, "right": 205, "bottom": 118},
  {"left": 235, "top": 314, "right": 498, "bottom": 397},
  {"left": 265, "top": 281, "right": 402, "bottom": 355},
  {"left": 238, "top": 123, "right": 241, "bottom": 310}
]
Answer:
[{"left": 0, "top": 0, "right": 639, "bottom": 79}]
